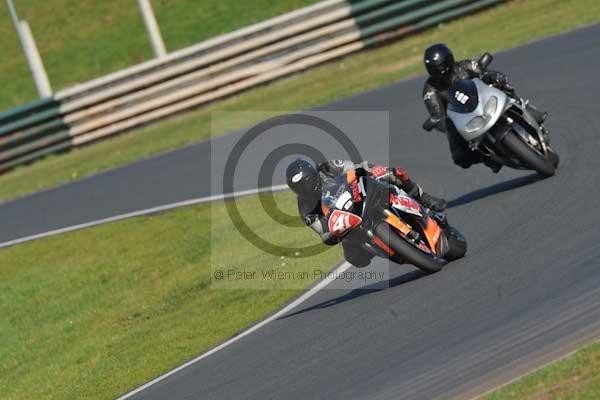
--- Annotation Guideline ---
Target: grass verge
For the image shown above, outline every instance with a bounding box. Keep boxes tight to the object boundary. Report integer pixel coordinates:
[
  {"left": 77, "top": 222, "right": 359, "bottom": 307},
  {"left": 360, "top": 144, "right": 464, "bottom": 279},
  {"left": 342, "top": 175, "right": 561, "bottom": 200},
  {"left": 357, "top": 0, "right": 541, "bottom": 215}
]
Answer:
[
  {"left": 485, "top": 341, "right": 600, "bottom": 399},
  {"left": 1, "top": 0, "right": 599, "bottom": 204},
  {"left": 0, "top": 191, "right": 342, "bottom": 400},
  {"left": 0, "top": 0, "right": 318, "bottom": 109}
]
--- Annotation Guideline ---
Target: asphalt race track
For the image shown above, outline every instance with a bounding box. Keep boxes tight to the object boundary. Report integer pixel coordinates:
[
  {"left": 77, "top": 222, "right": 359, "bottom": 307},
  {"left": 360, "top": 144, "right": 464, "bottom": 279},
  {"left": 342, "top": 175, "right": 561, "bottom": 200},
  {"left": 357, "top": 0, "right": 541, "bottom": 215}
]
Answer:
[{"left": 5, "top": 24, "right": 600, "bottom": 399}]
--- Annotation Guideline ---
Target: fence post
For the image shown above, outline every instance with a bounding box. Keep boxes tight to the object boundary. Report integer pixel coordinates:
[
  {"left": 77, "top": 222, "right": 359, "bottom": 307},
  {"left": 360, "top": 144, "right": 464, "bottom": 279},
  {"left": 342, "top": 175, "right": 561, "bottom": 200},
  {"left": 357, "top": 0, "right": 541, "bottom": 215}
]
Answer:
[
  {"left": 7, "top": 0, "right": 53, "bottom": 98},
  {"left": 137, "top": 0, "right": 167, "bottom": 58}
]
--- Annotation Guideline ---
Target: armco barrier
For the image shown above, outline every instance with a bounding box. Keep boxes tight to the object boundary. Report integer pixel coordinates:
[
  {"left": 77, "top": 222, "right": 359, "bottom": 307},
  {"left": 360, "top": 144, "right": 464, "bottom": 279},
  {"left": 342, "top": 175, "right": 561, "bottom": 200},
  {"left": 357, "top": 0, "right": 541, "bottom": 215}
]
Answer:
[{"left": 0, "top": 0, "right": 504, "bottom": 172}]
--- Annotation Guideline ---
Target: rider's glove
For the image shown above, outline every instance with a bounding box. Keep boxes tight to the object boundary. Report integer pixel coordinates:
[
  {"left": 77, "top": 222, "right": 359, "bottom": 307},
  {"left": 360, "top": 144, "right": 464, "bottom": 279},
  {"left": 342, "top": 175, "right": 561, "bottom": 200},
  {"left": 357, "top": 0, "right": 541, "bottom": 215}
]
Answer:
[
  {"left": 494, "top": 74, "right": 507, "bottom": 86},
  {"left": 392, "top": 167, "right": 410, "bottom": 182},
  {"left": 503, "top": 82, "right": 515, "bottom": 94},
  {"left": 303, "top": 214, "right": 318, "bottom": 226},
  {"left": 419, "top": 192, "right": 448, "bottom": 212},
  {"left": 494, "top": 74, "right": 515, "bottom": 94},
  {"left": 354, "top": 167, "right": 369, "bottom": 177}
]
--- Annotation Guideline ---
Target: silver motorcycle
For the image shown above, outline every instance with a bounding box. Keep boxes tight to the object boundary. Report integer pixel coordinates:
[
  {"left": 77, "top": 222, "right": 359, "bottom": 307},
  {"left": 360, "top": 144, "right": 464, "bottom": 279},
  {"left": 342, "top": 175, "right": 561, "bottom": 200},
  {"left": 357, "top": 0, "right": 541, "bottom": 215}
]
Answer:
[{"left": 424, "top": 53, "right": 559, "bottom": 177}]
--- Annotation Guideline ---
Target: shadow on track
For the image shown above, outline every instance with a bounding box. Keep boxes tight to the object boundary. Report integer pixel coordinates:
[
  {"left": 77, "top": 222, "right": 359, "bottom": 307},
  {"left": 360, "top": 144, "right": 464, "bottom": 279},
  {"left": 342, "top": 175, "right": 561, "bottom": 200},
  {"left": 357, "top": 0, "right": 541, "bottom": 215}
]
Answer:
[
  {"left": 279, "top": 269, "right": 426, "bottom": 320},
  {"left": 447, "top": 173, "right": 541, "bottom": 208}
]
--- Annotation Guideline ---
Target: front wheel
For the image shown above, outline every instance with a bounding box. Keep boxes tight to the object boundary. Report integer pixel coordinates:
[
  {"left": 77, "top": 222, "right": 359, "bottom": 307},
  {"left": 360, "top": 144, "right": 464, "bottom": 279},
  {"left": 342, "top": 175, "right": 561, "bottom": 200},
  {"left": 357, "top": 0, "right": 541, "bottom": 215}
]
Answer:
[
  {"left": 547, "top": 147, "right": 560, "bottom": 168},
  {"left": 502, "top": 131, "right": 556, "bottom": 177},
  {"left": 374, "top": 223, "right": 446, "bottom": 274}
]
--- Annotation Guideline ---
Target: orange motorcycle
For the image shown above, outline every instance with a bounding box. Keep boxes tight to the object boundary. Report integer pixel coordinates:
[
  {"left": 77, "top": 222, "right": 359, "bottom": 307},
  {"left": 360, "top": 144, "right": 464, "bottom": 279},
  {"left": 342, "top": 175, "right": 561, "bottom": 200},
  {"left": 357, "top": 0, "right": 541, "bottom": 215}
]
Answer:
[{"left": 322, "top": 170, "right": 467, "bottom": 273}]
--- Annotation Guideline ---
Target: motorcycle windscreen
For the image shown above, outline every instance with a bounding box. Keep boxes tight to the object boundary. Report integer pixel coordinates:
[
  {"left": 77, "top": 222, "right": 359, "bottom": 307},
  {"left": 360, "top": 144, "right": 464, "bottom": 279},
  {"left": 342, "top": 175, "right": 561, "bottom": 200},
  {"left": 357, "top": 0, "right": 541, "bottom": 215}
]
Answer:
[
  {"left": 447, "top": 79, "right": 479, "bottom": 114},
  {"left": 360, "top": 177, "right": 391, "bottom": 226}
]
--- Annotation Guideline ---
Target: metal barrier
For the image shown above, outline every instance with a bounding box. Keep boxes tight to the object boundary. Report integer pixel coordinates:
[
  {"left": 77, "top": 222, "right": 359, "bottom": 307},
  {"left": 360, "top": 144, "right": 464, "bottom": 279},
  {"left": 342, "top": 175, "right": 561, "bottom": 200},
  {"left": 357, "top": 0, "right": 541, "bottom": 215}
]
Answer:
[{"left": 0, "top": 0, "right": 503, "bottom": 172}]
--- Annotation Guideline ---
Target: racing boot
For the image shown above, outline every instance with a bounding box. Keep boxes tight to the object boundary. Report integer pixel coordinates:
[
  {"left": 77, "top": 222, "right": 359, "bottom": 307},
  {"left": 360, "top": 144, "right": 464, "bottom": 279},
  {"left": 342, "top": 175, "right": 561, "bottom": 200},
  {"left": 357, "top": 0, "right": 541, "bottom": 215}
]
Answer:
[
  {"left": 419, "top": 192, "right": 448, "bottom": 212},
  {"left": 483, "top": 158, "right": 502, "bottom": 174},
  {"left": 526, "top": 103, "right": 547, "bottom": 125},
  {"left": 432, "top": 212, "right": 449, "bottom": 229}
]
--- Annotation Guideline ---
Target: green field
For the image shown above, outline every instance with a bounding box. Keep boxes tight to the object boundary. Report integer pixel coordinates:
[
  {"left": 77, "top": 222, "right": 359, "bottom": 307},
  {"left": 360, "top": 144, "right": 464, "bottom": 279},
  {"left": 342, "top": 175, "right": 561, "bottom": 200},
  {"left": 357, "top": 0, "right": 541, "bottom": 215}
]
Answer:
[
  {"left": 1, "top": 0, "right": 599, "bottom": 204},
  {"left": 0, "top": 0, "right": 319, "bottom": 109},
  {"left": 0, "top": 191, "right": 343, "bottom": 400},
  {"left": 486, "top": 341, "right": 600, "bottom": 399}
]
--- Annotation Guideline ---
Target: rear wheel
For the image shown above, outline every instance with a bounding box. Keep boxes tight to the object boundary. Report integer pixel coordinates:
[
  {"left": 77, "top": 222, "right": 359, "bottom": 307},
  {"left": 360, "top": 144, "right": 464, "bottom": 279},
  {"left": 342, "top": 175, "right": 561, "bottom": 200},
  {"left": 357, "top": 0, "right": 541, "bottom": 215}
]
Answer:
[
  {"left": 502, "top": 131, "right": 555, "bottom": 177},
  {"left": 374, "top": 223, "right": 445, "bottom": 274}
]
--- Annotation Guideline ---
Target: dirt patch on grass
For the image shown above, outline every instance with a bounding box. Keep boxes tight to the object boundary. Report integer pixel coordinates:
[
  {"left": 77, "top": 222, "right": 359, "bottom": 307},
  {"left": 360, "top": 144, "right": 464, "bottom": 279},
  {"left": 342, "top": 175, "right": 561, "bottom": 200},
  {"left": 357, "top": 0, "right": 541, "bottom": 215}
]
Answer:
[{"left": 370, "top": 54, "right": 422, "bottom": 74}]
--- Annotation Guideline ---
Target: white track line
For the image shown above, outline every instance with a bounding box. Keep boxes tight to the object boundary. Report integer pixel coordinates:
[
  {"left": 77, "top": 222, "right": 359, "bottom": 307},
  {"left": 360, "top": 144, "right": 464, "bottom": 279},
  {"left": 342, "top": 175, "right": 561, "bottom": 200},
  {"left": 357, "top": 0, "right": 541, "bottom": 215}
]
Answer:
[
  {"left": 0, "top": 184, "right": 289, "bottom": 249},
  {"left": 115, "top": 260, "right": 352, "bottom": 400}
]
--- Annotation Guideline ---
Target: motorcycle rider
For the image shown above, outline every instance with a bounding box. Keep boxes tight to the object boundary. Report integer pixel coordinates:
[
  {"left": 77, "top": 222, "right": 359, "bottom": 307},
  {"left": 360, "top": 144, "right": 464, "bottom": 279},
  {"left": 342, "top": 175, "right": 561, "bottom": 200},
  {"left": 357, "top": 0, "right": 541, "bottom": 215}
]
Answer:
[
  {"left": 285, "top": 158, "right": 447, "bottom": 268},
  {"left": 422, "top": 43, "right": 547, "bottom": 172}
]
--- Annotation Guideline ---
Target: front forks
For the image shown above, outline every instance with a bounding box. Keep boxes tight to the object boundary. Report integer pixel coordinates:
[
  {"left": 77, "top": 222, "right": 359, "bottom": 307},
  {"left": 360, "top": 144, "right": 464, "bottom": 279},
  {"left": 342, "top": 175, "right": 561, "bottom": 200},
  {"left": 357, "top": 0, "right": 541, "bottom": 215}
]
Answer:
[{"left": 513, "top": 119, "right": 548, "bottom": 154}]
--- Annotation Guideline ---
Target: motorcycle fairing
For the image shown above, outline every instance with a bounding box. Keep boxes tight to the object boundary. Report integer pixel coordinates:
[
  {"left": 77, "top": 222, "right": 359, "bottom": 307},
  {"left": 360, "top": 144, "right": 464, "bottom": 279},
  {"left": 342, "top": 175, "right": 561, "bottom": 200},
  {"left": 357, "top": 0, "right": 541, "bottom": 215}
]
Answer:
[
  {"left": 422, "top": 217, "right": 442, "bottom": 254},
  {"left": 447, "top": 79, "right": 479, "bottom": 113},
  {"left": 322, "top": 175, "right": 446, "bottom": 258},
  {"left": 390, "top": 192, "right": 422, "bottom": 217},
  {"left": 447, "top": 78, "right": 509, "bottom": 142}
]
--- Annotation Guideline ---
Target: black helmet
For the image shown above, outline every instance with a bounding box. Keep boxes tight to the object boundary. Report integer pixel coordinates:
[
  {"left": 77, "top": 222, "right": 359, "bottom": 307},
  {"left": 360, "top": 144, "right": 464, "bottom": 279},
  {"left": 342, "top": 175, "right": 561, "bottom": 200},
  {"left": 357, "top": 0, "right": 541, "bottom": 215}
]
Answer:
[
  {"left": 286, "top": 158, "right": 322, "bottom": 196},
  {"left": 424, "top": 43, "right": 455, "bottom": 81}
]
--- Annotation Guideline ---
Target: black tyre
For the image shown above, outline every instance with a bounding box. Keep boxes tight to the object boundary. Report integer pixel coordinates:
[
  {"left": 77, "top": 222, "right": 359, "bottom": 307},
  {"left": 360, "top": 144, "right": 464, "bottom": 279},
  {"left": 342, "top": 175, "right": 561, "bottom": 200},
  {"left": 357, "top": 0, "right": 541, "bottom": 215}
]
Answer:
[
  {"left": 374, "top": 222, "right": 446, "bottom": 274},
  {"left": 444, "top": 226, "right": 467, "bottom": 261},
  {"left": 502, "top": 131, "right": 555, "bottom": 177},
  {"left": 547, "top": 147, "right": 560, "bottom": 168}
]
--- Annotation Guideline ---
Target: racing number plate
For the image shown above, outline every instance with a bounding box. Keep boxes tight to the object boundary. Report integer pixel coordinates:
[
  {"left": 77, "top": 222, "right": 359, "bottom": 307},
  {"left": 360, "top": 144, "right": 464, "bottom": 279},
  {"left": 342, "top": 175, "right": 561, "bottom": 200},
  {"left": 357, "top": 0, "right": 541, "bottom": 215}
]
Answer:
[{"left": 328, "top": 209, "right": 362, "bottom": 236}]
